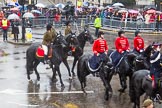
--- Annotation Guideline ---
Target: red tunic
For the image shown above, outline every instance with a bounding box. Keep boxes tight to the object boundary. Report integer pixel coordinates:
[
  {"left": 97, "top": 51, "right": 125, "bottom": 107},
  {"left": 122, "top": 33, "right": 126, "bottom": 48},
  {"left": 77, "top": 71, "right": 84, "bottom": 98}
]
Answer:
[
  {"left": 115, "top": 36, "right": 130, "bottom": 53},
  {"left": 133, "top": 35, "right": 144, "bottom": 52},
  {"left": 93, "top": 38, "right": 108, "bottom": 55}
]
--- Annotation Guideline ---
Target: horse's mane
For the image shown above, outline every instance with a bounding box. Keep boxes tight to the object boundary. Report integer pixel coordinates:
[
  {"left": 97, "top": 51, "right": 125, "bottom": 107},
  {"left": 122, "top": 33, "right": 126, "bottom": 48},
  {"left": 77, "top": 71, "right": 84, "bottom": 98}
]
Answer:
[{"left": 144, "top": 44, "right": 152, "bottom": 58}]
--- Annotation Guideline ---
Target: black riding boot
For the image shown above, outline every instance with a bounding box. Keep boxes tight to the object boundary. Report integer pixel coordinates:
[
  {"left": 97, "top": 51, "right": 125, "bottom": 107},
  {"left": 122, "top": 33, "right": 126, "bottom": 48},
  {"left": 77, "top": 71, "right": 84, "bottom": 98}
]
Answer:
[{"left": 44, "top": 55, "right": 48, "bottom": 64}]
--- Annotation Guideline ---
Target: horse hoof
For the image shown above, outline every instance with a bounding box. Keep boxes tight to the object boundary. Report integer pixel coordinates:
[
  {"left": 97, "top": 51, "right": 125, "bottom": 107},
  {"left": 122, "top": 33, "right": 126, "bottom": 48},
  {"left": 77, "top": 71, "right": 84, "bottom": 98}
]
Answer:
[
  {"left": 118, "top": 89, "right": 125, "bottom": 93},
  {"left": 104, "top": 95, "right": 109, "bottom": 101},
  {"left": 28, "top": 79, "right": 32, "bottom": 82},
  {"left": 69, "top": 76, "right": 72, "bottom": 80},
  {"left": 52, "top": 78, "right": 58, "bottom": 82},
  {"left": 37, "top": 81, "right": 40, "bottom": 85},
  {"left": 29, "top": 71, "right": 33, "bottom": 74},
  {"left": 61, "top": 84, "right": 65, "bottom": 88}
]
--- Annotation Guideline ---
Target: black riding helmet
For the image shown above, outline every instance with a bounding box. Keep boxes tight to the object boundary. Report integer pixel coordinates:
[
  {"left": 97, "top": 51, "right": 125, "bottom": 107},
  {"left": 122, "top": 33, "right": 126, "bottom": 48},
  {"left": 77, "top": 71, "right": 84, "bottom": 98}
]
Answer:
[
  {"left": 135, "top": 30, "right": 140, "bottom": 37},
  {"left": 118, "top": 30, "right": 125, "bottom": 36},
  {"left": 98, "top": 31, "right": 104, "bottom": 37},
  {"left": 46, "top": 23, "right": 52, "bottom": 31}
]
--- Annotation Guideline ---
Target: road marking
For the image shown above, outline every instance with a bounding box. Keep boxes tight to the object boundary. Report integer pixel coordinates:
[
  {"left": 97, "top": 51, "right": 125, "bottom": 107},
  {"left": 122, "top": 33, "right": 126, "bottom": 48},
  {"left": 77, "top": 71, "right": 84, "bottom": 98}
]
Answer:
[
  {"left": 17, "top": 91, "right": 94, "bottom": 95},
  {"left": 8, "top": 101, "right": 39, "bottom": 107},
  {"left": 0, "top": 89, "right": 94, "bottom": 95}
]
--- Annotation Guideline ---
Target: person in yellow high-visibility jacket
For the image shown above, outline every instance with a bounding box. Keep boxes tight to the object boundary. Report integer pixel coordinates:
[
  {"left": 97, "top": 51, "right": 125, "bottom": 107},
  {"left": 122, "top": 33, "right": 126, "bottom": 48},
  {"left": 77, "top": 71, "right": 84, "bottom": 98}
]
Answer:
[
  {"left": 94, "top": 14, "right": 101, "bottom": 37},
  {"left": 0, "top": 17, "right": 10, "bottom": 41}
]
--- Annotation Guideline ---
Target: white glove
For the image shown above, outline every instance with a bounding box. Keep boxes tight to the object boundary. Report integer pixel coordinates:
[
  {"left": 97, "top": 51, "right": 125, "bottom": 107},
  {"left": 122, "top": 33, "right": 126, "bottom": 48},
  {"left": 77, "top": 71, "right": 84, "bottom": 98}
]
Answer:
[
  {"left": 126, "top": 50, "right": 130, "bottom": 52},
  {"left": 97, "top": 53, "right": 100, "bottom": 56},
  {"left": 157, "top": 46, "right": 161, "bottom": 51},
  {"left": 121, "top": 51, "right": 124, "bottom": 54},
  {"left": 140, "top": 49, "right": 144, "bottom": 52}
]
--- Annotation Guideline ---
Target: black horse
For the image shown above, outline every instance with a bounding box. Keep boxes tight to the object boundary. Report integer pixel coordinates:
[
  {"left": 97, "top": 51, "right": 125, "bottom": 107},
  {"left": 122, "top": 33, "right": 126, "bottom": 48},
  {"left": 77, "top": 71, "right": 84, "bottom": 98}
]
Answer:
[
  {"left": 133, "top": 44, "right": 152, "bottom": 71},
  {"left": 65, "top": 28, "right": 94, "bottom": 76},
  {"left": 77, "top": 53, "right": 113, "bottom": 100},
  {"left": 107, "top": 45, "right": 153, "bottom": 93},
  {"left": 129, "top": 69, "right": 162, "bottom": 108},
  {"left": 26, "top": 32, "right": 74, "bottom": 87}
]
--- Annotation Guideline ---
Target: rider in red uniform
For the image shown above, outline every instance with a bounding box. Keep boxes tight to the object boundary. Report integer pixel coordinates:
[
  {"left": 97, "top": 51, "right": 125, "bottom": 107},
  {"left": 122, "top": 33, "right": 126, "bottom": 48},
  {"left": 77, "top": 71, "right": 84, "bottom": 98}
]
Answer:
[
  {"left": 93, "top": 31, "right": 108, "bottom": 56},
  {"left": 112, "top": 30, "right": 130, "bottom": 70},
  {"left": 133, "top": 30, "right": 144, "bottom": 54},
  {"left": 89, "top": 31, "right": 108, "bottom": 75}
]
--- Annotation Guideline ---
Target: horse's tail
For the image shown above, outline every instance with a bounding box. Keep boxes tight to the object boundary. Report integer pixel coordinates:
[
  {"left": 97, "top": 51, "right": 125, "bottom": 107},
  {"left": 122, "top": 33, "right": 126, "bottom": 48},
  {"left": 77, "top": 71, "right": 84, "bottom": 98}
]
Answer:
[{"left": 26, "top": 48, "right": 34, "bottom": 73}]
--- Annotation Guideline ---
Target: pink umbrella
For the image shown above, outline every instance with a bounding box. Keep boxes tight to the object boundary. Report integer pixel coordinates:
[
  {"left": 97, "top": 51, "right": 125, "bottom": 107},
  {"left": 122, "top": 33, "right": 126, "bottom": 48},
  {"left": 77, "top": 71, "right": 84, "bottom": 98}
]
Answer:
[
  {"left": 10, "top": 7, "right": 19, "bottom": 11},
  {"left": 146, "top": 9, "right": 156, "bottom": 14},
  {"left": 128, "top": 9, "right": 139, "bottom": 14}
]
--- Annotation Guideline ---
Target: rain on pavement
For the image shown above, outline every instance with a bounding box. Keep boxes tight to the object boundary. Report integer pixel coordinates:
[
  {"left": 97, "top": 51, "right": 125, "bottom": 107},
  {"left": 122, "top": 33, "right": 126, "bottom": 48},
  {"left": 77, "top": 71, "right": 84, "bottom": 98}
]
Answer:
[{"left": 0, "top": 27, "right": 162, "bottom": 108}]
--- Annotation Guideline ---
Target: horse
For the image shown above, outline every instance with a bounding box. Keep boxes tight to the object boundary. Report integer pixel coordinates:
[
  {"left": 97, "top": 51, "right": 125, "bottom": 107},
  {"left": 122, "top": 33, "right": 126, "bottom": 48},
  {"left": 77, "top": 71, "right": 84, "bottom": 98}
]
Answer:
[
  {"left": 129, "top": 69, "right": 162, "bottom": 108},
  {"left": 65, "top": 28, "right": 94, "bottom": 76},
  {"left": 107, "top": 44, "right": 153, "bottom": 93},
  {"left": 77, "top": 53, "right": 114, "bottom": 100},
  {"left": 133, "top": 44, "right": 153, "bottom": 71},
  {"left": 26, "top": 32, "right": 74, "bottom": 87}
]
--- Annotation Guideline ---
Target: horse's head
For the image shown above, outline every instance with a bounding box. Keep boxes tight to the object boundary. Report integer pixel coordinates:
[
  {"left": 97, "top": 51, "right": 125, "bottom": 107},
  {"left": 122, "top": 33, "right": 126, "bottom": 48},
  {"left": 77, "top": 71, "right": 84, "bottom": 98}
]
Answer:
[
  {"left": 144, "top": 44, "right": 153, "bottom": 58},
  {"left": 66, "top": 31, "right": 79, "bottom": 48},
  {"left": 82, "top": 28, "right": 94, "bottom": 44},
  {"left": 54, "top": 31, "right": 68, "bottom": 47},
  {"left": 134, "top": 54, "right": 150, "bottom": 70}
]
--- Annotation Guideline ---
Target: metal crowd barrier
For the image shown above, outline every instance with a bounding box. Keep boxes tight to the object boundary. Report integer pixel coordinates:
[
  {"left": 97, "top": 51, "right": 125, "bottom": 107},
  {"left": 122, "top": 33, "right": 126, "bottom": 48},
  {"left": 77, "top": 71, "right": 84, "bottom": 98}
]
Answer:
[{"left": 12, "top": 16, "right": 160, "bottom": 31}]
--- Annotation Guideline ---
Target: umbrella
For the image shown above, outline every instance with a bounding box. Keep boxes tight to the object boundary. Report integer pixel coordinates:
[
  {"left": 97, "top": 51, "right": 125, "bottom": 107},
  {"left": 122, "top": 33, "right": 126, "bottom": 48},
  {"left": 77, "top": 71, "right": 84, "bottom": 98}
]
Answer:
[
  {"left": 31, "top": 10, "right": 42, "bottom": 14},
  {"left": 7, "top": 13, "right": 20, "bottom": 20},
  {"left": 128, "top": 9, "right": 139, "bottom": 14},
  {"left": 83, "top": 2, "right": 89, "bottom": 7},
  {"left": 146, "top": 9, "right": 156, "bottom": 14},
  {"left": 10, "top": 7, "right": 19, "bottom": 11},
  {"left": 55, "top": 3, "right": 65, "bottom": 9},
  {"left": 112, "top": 2, "right": 124, "bottom": 7},
  {"left": 23, "top": 12, "right": 34, "bottom": 18},
  {"left": 7, "top": 1, "right": 16, "bottom": 6},
  {"left": 47, "top": 4, "right": 56, "bottom": 9},
  {"left": 35, "top": 3, "right": 45, "bottom": 8},
  {"left": 88, "top": 5, "right": 97, "bottom": 8},
  {"left": 156, "top": 11, "right": 162, "bottom": 14},
  {"left": 118, "top": 9, "right": 127, "bottom": 13}
]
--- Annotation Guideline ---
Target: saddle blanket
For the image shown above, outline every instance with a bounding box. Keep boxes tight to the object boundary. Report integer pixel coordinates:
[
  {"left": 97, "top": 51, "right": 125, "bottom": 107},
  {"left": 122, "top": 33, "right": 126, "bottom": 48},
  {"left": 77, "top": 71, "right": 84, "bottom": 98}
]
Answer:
[{"left": 36, "top": 46, "right": 52, "bottom": 58}]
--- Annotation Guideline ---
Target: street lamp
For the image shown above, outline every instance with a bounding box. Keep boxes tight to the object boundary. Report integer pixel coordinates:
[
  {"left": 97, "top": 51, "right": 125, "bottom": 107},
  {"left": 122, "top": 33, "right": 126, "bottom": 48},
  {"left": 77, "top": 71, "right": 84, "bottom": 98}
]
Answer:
[{"left": 21, "top": 0, "right": 25, "bottom": 42}]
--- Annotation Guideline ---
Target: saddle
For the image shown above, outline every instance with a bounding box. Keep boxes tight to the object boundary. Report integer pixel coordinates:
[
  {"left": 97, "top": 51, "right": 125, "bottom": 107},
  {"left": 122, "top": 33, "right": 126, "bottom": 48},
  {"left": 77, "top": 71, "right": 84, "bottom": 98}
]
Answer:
[
  {"left": 87, "top": 60, "right": 102, "bottom": 72},
  {"left": 36, "top": 45, "right": 52, "bottom": 58}
]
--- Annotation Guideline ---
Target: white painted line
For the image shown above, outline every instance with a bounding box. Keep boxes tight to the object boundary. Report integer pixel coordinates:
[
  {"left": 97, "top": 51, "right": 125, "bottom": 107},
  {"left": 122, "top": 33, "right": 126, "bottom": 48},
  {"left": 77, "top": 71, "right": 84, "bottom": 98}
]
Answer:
[
  {"left": 0, "top": 89, "right": 94, "bottom": 95},
  {"left": 8, "top": 101, "right": 39, "bottom": 107},
  {"left": 16, "top": 90, "right": 94, "bottom": 95}
]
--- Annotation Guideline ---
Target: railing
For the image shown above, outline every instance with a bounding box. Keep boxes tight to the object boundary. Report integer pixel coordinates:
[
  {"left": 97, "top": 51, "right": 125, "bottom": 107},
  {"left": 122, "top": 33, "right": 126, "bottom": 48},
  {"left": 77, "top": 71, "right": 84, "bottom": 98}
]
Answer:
[
  {"left": 34, "top": 16, "right": 160, "bottom": 30},
  {"left": 10, "top": 15, "right": 161, "bottom": 31}
]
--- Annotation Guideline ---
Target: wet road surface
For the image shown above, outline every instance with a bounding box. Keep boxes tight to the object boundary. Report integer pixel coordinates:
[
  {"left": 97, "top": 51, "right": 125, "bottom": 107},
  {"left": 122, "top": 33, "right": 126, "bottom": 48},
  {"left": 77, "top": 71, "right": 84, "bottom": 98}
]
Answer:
[{"left": 0, "top": 28, "right": 161, "bottom": 108}]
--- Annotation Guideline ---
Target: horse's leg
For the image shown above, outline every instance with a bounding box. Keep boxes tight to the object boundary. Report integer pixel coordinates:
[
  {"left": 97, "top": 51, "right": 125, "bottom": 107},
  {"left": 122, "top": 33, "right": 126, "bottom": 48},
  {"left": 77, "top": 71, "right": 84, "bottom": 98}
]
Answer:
[
  {"left": 118, "top": 73, "right": 127, "bottom": 93},
  {"left": 62, "top": 59, "right": 72, "bottom": 79},
  {"left": 55, "top": 65, "right": 64, "bottom": 88},
  {"left": 71, "top": 57, "right": 79, "bottom": 76},
  {"left": 99, "top": 71, "right": 110, "bottom": 100},
  {"left": 135, "top": 95, "right": 140, "bottom": 108},
  {"left": 27, "top": 68, "right": 31, "bottom": 81},
  {"left": 33, "top": 61, "right": 40, "bottom": 81},
  {"left": 107, "top": 71, "right": 114, "bottom": 93},
  {"left": 50, "top": 64, "right": 57, "bottom": 82}
]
